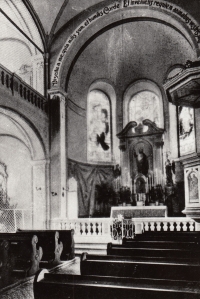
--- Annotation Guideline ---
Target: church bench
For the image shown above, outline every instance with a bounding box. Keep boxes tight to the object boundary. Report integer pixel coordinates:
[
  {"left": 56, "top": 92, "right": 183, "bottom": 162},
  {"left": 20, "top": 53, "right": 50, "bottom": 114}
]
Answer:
[
  {"left": 80, "top": 252, "right": 200, "bottom": 281},
  {"left": 0, "top": 230, "right": 75, "bottom": 286},
  {"left": 81, "top": 252, "right": 200, "bottom": 264},
  {"left": 33, "top": 270, "right": 200, "bottom": 299},
  {"left": 122, "top": 239, "right": 200, "bottom": 249},
  {"left": 16, "top": 229, "right": 75, "bottom": 263},
  {"left": 132, "top": 231, "right": 200, "bottom": 241},
  {"left": 107, "top": 242, "right": 200, "bottom": 259}
]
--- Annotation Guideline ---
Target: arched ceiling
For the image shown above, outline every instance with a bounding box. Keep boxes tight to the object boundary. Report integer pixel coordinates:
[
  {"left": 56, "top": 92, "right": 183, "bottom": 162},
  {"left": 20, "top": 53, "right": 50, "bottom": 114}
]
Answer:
[
  {"left": 27, "top": 0, "right": 200, "bottom": 39},
  {"left": 67, "top": 20, "right": 196, "bottom": 108}
]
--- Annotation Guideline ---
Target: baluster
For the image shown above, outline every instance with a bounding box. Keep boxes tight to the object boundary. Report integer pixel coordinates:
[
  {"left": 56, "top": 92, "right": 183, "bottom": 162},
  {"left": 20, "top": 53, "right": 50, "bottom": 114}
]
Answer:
[
  {"left": 1, "top": 71, "right": 4, "bottom": 85},
  {"left": 63, "top": 222, "right": 67, "bottom": 230},
  {"left": 150, "top": 221, "right": 155, "bottom": 231},
  {"left": 65, "top": 222, "right": 70, "bottom": 230},
  {"left": 27, "top": 90, "right": 30, "bottom": 101},
  {"left": 143, "top": 221, "right": 147, "bottom": 231},
  {"left": 38, "top": 98, "right": 41, "bottom": 109},
  {"left": 31, "top": 93, "right": 34, "bottom": 103},
  {"left": 20, "top": 84, "right": 23, "bottom": 97},
  {"left": 24, "top": 87, "right": 27, "bottom": 99},
  {"left": 34, "top": 95, "right": 37, "bottom": 106},
  {"left": 192, "top": 221, "right": 196, "bottom": 231},
  {"left": 83, "top": 223, "right": 87, "bottom": 236},
  {"left": 168, "top": 222, "right": 173, "bottom": 231},
  {"left": 87, "top": 223, "right": 91, "bottom": 236},
  {"left": 75, "top": 222, "right": 81, "bottom": 235},
  {"left": 6, "top": 74, "right": 9, "bottom": 88},
  {"left": 157, "top": 221, "right": 161, "bottom": 231},
  {"left": 189, "top": 221, "right": 194, "bottom": 232},
  {"left": 176, "top": 221, "right": 181, "bottom": 231},
  {"left": 182, "top": 222, "right": 187, "bottom": 231},
  {"left": 80, "top": 222, "right": 83, "bottom": 235},
  {"left": 101, "top": 221, "right": 105, "bottom": 236},
  {"left": 163, "top": 221, "right": 168, "bottom": 231},
  {"left": 98, "top": 222, "right": 102, "bottom": 236}
]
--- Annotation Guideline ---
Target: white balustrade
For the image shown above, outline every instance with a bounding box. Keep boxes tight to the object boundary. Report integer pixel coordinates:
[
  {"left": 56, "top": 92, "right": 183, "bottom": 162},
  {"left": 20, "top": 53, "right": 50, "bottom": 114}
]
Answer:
[{"left": 51, "top": 216, "right": 198, "bottom": 243}]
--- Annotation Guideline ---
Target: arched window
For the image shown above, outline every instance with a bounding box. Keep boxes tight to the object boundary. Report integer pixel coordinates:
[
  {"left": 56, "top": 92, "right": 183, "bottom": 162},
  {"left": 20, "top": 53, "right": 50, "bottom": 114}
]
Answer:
[
  {"left": 87, "top": 90, "right": 112, "bottom": 163},
  {"left": 123, "top": 80, "right": 164, "bottom": 129},
  {"left": 129, "top": 91, "right": 161, "bottom": 127},
  {"left": 0, "top": 0, "right": 44, "bottom": 94}
]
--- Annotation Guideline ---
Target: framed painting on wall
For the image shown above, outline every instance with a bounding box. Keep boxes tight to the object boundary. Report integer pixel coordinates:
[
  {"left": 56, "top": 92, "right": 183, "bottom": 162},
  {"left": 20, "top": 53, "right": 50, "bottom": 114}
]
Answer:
[{"left": 178, "top": 106, "right": 195, "bottom": 156}]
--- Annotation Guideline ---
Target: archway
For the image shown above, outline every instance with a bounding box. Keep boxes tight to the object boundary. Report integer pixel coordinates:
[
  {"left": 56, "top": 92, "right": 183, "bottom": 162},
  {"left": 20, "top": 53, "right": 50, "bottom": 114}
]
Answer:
[{"left": 0, "top": 107, "right": 48, "bottom": 230}]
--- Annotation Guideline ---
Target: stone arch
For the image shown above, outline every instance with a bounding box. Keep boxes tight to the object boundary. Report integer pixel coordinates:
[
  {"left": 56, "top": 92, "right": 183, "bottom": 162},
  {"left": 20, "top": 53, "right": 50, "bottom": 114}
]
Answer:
[
  {"left": 0, "top": 107, "right": 49, "bottom": 229},
  {"left": 51, "top": 1, "right": 200, "bottom": 88}
]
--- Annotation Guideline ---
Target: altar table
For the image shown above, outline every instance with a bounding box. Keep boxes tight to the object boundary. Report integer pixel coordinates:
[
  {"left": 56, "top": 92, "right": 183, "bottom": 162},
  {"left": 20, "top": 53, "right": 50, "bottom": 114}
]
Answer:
[{"left": 110, "top": 206, "right": 167, "bottom": 218}]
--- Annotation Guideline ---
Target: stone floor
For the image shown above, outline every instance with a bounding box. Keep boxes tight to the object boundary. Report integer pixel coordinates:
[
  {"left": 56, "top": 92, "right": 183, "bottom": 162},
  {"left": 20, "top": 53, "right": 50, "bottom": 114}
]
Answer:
[{"left": 0, "top": 257, "right": 81, "bottom": 299}]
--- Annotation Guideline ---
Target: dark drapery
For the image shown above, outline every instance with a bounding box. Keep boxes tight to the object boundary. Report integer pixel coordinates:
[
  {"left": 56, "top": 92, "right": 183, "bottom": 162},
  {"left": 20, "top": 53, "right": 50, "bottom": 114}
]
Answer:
[{"left": 68, "top": 160, "right": 114, "bottom": 217}]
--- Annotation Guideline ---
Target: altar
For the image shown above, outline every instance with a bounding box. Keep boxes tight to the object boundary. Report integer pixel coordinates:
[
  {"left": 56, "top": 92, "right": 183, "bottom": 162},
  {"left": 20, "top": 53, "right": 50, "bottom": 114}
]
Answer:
[{"left": 110, "top": 206, "right": 167, "bottom": 219}]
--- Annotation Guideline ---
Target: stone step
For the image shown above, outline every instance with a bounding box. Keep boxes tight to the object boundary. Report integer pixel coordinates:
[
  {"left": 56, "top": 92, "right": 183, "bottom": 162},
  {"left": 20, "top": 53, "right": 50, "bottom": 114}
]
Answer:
[
  {"left": 75, "top": 242, "right": 107, "bottom": 255},
  {"left": 75, "top": 249, "right": 107, "bottom": 255}
]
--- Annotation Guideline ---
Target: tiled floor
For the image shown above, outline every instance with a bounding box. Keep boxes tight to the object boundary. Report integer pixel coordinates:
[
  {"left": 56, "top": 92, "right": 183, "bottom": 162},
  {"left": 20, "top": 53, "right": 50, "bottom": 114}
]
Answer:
[{"left": 0, "top": 258, "right": 81, "bottom": 299}]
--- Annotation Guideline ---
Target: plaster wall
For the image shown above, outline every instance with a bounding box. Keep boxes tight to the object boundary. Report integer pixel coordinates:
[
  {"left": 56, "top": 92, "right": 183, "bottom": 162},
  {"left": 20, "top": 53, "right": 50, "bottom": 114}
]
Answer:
[
  {"left": 66, "top": 21, "right": 195, "bottom": 163},
  {"left": 0, "top": 136, "right": 32, "bottom": 209}
]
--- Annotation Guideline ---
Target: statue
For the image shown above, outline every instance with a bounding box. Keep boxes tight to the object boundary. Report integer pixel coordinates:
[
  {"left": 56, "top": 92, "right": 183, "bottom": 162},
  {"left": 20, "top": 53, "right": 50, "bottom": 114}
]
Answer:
[
  {"left": 134, "top": 148, "right": 149, "bottom": 176},
  {"left": 165, "top": 158, "right": 175, "bottom": 186}
]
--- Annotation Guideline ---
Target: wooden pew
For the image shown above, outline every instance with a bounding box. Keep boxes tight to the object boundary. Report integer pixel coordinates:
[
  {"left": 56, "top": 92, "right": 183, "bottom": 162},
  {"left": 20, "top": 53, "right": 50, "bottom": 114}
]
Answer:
[
  {"left": 80, "top": 252, "right": 200, "bottom": 281},
  {"left": 17, "top": 229, "right": 75, "bottom": 264},
  {"left": 130, "top": 231, "right": 200, "bottom": 242},
  {"left": 107, "top": 242, "right": 200, "bottom": 259},
  {"left": 122, "top": 239, "right": 200, "bottom": 249},
  {"left": 34, "top": 269, "right": 200, "bottom": 299},
  {"left": 0, "top": 229, "right": 75, "bottom": 286}
]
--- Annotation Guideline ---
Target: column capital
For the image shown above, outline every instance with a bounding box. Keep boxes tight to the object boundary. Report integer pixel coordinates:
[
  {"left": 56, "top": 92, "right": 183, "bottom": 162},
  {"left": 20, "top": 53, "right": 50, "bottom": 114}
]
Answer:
[{"left": 48, "top": 87, "right": 68, "bottom": 100}]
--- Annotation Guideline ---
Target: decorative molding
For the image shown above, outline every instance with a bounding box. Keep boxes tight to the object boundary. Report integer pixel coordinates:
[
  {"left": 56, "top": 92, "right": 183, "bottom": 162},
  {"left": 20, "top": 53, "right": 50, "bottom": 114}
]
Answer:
[{"left": 117, "top": 120, "right": 164, "bottom": 139}]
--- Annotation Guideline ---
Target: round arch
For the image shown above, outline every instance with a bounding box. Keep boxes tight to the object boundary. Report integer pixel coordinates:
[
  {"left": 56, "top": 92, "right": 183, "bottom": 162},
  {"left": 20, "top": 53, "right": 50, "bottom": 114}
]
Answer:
[
  {"left": 0, "top": 107, "right": 48, "bottom": 229},
  {"left": 50, "top": 1, "right": 200, "bottom": 89},
  {"left": 123, "top": 79, "right": 164, "bottom": 129}
]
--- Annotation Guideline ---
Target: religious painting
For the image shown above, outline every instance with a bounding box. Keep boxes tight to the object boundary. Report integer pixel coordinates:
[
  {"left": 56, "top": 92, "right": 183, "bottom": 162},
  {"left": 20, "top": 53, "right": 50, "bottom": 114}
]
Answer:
[
  {"left": 129, "top": 91, "right": 161, "bottom": 127},
  {"left": 87, "top": 90, "right": 111, "bottom": 162},
  {"left": 178, "top": 106, "right": 195, "bottom": 156},
  {"left": 188, "top": 171, "right": 199, "bottom": 203}
]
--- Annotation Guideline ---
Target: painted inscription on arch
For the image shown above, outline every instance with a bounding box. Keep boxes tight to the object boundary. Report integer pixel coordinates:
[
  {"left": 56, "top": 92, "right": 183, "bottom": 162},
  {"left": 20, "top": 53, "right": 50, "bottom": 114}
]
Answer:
[{"left": 52, "top": 0, "right": 200, "bottom": 86}]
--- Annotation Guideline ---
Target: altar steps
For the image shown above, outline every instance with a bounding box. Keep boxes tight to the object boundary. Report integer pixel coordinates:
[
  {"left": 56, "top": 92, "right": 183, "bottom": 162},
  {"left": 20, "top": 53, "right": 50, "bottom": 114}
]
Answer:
[{"left": 75, "top": 242, "right": 107, "bottom": 255}]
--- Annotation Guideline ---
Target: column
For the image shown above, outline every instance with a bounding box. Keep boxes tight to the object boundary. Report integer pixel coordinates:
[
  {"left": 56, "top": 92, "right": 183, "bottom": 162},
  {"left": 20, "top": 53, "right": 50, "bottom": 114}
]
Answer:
[
  {"left": 48, "top": 88, "right": 68, "bottom": 220},
  {"left": 32, "top": 159, "right": 49, "bottom": 229},
  {"left": 32, "top": 53, "right": 44, "bottom": 95}
]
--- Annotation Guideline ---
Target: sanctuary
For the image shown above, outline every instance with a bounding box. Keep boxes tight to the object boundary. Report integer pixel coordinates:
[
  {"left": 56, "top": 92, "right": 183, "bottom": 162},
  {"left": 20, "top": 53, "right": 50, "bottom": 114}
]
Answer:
[{"left": 1, "top": 0, "right": 200, "bottom": 288}]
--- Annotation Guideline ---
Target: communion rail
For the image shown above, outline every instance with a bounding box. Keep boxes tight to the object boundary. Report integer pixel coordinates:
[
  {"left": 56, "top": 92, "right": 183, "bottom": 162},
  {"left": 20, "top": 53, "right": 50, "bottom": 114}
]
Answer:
[{"left": 51, "top": 217, "right": 197, "bottom": 243}]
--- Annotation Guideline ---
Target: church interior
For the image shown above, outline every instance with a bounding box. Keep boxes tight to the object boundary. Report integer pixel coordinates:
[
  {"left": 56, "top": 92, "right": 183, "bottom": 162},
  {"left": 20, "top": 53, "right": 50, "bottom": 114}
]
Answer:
[{"left": 1, "top": 0, "right": 200, "bottom": 298}]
